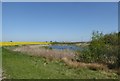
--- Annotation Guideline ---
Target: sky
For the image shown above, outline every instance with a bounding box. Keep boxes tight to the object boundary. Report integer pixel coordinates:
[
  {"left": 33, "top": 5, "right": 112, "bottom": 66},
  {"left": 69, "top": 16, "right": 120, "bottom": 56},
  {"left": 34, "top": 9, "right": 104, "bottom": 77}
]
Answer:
[
  {"left": 2, "top": 2, "right": 118, "bottom": 42},
  {"left": 0, "top": 2, "right": 2, "bottom": 42},
  {"left": 1, "top": 0, "right": 120, "bottom": 2}
]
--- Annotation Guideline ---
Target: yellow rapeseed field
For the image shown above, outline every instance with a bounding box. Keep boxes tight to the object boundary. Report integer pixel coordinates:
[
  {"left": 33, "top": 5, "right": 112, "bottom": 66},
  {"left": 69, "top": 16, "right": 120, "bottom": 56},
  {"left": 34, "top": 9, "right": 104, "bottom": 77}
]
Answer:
[{"left": 0, "top": 42, "right": 50, "bottom": 46}]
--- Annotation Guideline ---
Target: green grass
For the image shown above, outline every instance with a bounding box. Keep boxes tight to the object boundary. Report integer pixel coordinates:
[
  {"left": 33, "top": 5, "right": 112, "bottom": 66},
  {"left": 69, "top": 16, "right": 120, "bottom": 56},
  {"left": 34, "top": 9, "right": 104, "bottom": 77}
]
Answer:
[
  {"left": 0, "top": 47, "right": 2, "bottom": 73},
  {"left": 2, "top": 48, "right": 118, "bottom": 79}
]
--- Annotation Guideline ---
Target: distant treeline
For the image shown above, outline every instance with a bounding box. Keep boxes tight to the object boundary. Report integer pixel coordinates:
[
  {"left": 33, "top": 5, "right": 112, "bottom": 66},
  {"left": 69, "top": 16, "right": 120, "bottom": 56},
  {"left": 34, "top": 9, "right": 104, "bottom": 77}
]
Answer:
[{"left": 51, "top": 41, "right": 90, "bottom": 44}]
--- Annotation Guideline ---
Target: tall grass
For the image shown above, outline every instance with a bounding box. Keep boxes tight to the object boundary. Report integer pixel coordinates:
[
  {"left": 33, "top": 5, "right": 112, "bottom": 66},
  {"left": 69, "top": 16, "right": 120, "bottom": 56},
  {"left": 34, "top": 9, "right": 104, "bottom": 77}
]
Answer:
[{"left": 12, "top": 45, "right": 76, "bottom": 60}]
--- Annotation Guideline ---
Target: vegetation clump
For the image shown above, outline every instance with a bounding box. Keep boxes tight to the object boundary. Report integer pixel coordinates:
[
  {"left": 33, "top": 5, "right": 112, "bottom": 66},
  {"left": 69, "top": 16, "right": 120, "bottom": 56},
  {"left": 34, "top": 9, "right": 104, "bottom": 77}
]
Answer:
[{"left": 78, "top": 31, "right": 119, "bottom": 70}]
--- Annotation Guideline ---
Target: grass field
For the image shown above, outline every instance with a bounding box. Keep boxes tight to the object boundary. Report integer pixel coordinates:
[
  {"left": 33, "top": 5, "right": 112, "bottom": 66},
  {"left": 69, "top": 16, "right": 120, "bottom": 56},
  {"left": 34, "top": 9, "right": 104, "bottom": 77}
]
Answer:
[
  {"left": 2, "top": 48, "right": 118, "bottom": 79},
  {"left": 0, "top": 47, "right": 2, "bottom": 80}
]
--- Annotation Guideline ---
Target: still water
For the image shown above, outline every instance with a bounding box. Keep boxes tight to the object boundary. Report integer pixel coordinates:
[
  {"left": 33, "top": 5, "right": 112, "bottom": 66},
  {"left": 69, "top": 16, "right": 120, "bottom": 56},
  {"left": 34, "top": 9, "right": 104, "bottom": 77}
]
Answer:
[{"left": 49, "top": 45, "right": 83, "bottom": 51}]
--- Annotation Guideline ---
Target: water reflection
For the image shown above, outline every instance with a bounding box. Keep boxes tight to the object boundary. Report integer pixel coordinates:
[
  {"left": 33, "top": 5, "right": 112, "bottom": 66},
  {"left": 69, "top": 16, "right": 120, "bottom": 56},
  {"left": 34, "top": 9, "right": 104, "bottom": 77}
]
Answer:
[{"left": 49, "top": 45, "right": 83, "bottom": 51}]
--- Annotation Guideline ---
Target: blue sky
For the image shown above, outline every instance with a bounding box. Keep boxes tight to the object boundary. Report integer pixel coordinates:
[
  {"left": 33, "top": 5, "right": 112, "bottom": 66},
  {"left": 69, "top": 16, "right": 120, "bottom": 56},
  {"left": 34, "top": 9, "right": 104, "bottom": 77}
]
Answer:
[
  {"left": 2, "top": 2, "right": 118, "bottom": 42},
  {"left": 0, "top": 2, "right": 2, "bottom": 42}
]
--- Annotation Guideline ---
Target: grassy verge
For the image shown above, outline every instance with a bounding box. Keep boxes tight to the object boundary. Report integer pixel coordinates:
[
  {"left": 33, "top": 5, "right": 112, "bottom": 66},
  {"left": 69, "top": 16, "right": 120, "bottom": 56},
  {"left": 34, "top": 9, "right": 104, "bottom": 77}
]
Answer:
[{"left": 2, "top": 48, "right": 118, "bottom": 79}]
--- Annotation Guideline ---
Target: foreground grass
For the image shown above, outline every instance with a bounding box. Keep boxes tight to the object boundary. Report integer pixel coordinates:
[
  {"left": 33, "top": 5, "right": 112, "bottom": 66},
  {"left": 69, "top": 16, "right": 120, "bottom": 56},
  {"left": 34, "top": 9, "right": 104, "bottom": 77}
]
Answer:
[{"left": 2, "top": 48, "right": 118, "bottom": 79}]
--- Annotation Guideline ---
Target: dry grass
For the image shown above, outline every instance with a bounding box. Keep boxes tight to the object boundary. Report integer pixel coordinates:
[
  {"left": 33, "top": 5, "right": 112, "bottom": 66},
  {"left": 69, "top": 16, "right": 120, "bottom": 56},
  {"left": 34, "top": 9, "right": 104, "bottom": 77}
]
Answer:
[
  {"left": 13, "top": 45, "right": 108, "bottom": 71},
  {"left": 13, "top": 45, "right": 76, "bottom": 60},
  {"left": 62, "top": 57, "right": 108, "bottom": 71},
  {"left": 116, "top": 68, "right": 120, "bottom": 75}
]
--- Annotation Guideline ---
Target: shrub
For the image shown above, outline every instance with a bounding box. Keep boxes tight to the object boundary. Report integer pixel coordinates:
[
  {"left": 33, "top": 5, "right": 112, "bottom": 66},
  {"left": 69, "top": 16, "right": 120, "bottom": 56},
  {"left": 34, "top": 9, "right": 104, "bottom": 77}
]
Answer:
[{"left": 78, "top": 31, "right": 119, "bottom": 68}]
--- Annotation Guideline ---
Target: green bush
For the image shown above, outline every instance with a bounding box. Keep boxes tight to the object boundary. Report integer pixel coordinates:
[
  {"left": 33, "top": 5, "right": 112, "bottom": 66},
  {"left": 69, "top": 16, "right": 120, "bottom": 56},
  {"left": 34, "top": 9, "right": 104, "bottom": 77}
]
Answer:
[{"left": 78, "top": 31, "right": 119, "bottom": 68}]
